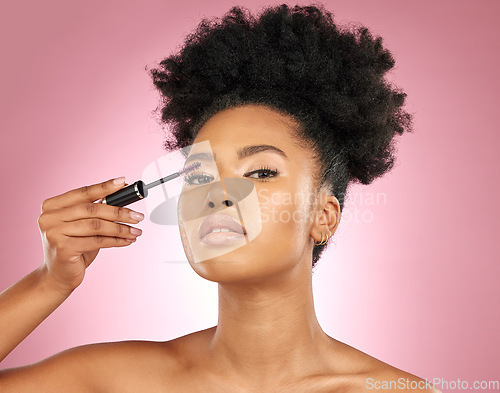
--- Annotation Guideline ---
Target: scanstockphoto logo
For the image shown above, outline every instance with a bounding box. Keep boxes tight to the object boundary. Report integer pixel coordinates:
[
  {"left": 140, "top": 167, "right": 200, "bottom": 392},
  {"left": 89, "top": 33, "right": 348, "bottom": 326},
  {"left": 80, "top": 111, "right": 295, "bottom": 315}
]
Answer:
[
  {"left": 255, "top": 189, "right": 388, "bottom": 225},
  {"left": 365, "top": 377, "right": 500, "bottom": 391},
  {"left": 340, "top": 190, "right": 388, "bottom": 224}
]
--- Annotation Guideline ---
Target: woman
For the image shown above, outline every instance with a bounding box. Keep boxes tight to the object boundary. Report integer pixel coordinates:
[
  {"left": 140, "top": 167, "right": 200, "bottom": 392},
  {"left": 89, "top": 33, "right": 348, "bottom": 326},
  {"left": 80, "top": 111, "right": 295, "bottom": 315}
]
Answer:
[{"left": 0, "top": 4, "right": 440, "bottom": 392}]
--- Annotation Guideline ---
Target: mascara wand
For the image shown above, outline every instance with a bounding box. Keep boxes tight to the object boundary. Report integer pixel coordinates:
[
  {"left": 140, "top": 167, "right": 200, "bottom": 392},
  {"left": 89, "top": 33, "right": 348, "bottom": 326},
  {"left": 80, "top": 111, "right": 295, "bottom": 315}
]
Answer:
[{"left": 102, "top": 161, "right": 201, "bottom": 207}]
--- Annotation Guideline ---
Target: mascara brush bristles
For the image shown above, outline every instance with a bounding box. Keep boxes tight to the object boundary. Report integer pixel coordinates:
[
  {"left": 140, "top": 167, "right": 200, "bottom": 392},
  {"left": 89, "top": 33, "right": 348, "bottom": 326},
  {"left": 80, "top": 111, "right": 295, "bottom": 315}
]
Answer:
[
  {"left": 144, "top": 161, "right": 201, "bottom": 190},
  {"left": 179, "top": 161, "right": 202, "bottom": 175}
]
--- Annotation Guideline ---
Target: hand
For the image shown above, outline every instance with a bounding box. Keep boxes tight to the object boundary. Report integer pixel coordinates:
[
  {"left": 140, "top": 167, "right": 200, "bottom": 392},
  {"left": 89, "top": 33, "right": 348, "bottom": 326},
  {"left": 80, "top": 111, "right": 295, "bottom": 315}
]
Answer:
[{"left": 37, "top": 177, "right": 144, "bottom": 295}]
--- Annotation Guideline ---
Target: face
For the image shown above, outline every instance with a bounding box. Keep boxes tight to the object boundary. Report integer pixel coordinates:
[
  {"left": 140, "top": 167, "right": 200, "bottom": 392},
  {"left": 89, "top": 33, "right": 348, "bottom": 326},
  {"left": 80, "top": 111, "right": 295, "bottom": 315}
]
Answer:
[{"left": 177, "top": 104, "right": 333, "bottom": 284}]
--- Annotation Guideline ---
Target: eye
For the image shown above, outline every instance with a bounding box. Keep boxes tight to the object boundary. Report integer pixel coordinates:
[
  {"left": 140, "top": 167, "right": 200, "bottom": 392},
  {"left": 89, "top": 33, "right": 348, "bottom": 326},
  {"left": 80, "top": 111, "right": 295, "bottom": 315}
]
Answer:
[
  {"left": 184, "top": 173, "right": 214, "bottom": 186},
  {"left": 183, "top": 166, "right": 279, "bottom": 185},
  {"left": 245, "top": 166, "right": 279, "bottom": 182}
]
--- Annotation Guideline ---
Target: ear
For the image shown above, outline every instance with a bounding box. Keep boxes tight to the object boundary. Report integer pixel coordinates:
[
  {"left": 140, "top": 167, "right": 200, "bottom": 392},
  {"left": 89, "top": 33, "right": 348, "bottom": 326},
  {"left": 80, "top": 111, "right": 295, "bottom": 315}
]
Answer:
[{"left": 310, "top": 190, "right": 340, "bottom": 245}]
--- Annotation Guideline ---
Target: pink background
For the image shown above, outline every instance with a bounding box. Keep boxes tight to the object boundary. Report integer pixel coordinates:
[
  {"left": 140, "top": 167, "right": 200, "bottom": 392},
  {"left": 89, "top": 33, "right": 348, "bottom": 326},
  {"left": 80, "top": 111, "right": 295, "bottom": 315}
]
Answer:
[{"left": 1, "top": 0, "right": 499, "bottom": 389}]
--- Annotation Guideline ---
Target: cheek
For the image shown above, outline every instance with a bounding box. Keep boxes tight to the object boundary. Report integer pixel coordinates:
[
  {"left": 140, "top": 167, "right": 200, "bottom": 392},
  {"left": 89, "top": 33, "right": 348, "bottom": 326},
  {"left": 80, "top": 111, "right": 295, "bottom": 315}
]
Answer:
[{"left": 258, "top": 187, "right": 313, "bottom": 241}]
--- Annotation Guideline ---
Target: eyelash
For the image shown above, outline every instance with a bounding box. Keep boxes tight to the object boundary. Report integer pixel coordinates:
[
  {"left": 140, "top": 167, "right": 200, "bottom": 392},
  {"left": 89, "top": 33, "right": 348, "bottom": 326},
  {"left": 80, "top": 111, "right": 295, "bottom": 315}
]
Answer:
[
  {"left": 184, "top": 166, "right": 279, "bottom": 185},
  {"left": 246, "top": 166, "right": 279, "bottom": 182}
]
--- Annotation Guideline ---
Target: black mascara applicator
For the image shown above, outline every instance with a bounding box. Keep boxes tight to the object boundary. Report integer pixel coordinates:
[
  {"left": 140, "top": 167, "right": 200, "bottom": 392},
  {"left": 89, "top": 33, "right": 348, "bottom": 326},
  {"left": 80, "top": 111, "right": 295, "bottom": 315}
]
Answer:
[{"left": 102, "top": 161, "right": 201, "bottom": 207}]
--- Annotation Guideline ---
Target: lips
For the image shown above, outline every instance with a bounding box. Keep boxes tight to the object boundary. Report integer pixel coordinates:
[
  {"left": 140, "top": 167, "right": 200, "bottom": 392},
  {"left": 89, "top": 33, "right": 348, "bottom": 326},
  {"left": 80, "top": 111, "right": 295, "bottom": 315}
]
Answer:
[{"left": 198, "top": 213, "right": 246, "bottom": 239}]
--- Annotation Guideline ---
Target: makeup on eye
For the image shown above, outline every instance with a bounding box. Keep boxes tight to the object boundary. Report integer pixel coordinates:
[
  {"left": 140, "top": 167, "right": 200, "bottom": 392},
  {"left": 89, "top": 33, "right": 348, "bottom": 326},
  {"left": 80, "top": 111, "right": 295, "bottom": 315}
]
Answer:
[
  {"left": 183, "top": 165, "right": 280, "bottom": 185},
  {"left": 245, "top": 165, "right": 278, "bottom": 182}
]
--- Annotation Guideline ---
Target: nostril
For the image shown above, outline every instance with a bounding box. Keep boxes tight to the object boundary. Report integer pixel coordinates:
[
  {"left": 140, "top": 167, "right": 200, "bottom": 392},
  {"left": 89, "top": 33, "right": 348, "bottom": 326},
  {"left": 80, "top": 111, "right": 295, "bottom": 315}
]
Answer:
[
  {"left": 223, "top": 200, "right": 233, "bottom": 207},
  {"left": 209, "top": 201, "right": 215, "bottom": 208}
]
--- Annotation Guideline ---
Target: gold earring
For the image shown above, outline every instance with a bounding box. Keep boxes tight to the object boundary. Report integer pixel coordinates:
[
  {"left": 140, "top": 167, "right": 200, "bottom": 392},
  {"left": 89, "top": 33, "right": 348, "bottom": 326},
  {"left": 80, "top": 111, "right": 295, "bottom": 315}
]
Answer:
[{"left": 314, "top": 233, "right": 329, "bottom": 246}]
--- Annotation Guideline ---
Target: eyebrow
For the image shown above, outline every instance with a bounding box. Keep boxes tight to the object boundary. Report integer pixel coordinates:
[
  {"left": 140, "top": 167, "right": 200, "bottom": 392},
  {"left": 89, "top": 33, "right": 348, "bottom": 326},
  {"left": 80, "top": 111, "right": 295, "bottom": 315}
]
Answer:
[{"left": 184, "top": 144, "right": 288, "bottom": 165}]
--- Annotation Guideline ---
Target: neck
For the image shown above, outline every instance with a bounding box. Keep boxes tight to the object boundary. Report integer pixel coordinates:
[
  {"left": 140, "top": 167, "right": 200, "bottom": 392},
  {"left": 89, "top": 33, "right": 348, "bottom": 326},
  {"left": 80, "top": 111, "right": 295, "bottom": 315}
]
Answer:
[{"left": 207, "top": 259, "right": 332, "bottom": 383}]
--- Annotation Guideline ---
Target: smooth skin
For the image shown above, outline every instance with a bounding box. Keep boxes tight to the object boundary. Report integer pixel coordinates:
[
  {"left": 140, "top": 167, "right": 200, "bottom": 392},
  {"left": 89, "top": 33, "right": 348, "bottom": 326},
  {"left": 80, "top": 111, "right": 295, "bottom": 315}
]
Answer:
[{"left": 0, "top": 105, "right": 441, "bottom": 392}]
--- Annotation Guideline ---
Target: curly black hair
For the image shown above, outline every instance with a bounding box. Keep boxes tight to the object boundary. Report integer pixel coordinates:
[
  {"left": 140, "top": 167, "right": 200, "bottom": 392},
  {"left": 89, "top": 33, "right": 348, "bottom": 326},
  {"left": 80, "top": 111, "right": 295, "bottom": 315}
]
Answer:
[{"left": 148, "top": 3, "right": 413, "bottom": 268}]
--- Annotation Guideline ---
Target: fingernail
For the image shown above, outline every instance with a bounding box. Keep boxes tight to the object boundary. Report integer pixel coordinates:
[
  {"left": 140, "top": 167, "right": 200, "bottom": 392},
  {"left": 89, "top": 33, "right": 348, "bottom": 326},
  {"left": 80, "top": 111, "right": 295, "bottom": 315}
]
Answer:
[
  {"left": 130, "top": 227, "right": 143, "bottom": 236},
  {"left": 130, "top": 211, "right": 144, "bottom": 221},
  {"left": 113, "top": 177, "right": 126, "bottom": 185}
]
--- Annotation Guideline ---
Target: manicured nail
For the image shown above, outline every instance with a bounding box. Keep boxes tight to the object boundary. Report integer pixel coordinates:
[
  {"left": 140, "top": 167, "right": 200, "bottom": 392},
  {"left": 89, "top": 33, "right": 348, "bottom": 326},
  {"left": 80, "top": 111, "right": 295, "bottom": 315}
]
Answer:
[
  {"left": 130, "top": 227, "right": 143, "bottom": 236},
  {"left": 113, "top": 177, "right": 126, "bottom": 185},
  {"left": 130, "top": 211, "right": 144, "bottom": 221}
]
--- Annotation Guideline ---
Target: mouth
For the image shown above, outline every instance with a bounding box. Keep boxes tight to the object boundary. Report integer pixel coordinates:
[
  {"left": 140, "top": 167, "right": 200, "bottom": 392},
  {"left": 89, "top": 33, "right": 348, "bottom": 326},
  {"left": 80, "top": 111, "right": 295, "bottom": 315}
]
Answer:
[{"left": 198, "top": 212, "right": 247, "bottom": 240}]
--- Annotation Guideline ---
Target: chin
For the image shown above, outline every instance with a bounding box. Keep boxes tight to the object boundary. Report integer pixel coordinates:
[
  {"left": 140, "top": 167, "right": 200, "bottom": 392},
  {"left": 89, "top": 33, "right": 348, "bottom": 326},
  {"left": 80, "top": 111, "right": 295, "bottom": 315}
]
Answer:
[
  {"left": 187, "top": 246, "right": 294, "bottom": 285},
  {"left": 187, "top": 248, "right": 260, "bottom": 283}
]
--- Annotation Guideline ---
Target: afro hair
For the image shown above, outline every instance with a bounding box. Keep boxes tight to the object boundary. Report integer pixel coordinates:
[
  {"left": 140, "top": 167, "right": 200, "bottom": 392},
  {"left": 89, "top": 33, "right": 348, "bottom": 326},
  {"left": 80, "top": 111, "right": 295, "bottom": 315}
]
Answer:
[{"left": 148, "top": 3, "right": 414, "bottom": 268}]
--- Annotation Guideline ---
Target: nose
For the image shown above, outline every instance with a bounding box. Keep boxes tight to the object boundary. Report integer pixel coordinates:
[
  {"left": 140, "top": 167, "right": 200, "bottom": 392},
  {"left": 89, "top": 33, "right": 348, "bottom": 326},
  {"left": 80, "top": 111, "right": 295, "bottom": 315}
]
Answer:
[
  {"left": 208, "top": 200, "right": 233, "bottom": 208},
  {"left": 205, "top": 179, "right": 234, "bottom": 209}
]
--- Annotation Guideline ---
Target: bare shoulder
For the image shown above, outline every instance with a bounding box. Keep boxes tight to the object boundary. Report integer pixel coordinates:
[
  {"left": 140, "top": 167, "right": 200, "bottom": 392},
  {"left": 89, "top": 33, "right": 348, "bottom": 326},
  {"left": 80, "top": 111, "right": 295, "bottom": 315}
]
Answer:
[
  {"left": 363, "top": 367, "right": 442, "bottom": 393},
  {"left": 158, "top": 329, "right": 441, "bottom": 393},
  {"left": 150, "top": 330, "right": 441, "bottom": 393},
  {"left": 0, "top": 338, "right": 181, "bottom": 393},
  {"left": 363, "top": 365, "right": 441, "bottom": 392},
  {"left": 322, "top": 336, "right": 441, "bottom": 392}
]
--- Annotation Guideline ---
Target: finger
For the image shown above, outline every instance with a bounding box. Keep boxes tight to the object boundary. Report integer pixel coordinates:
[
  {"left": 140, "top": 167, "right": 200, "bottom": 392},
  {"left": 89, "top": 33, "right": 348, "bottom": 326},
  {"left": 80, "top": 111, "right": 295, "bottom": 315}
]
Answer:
[
  {"left": 96, "top": 183, "right": 129, "bottom": 204},
  {"left": 41, "top": 177, "right": 127, "bottom": 212},
  {"left": 57, "top": 219, "right": 143, "bottom": 238},
  {"left": 65, "top": 235, "right": 137, "bottom": 253},
  {"left": 52, "top": 202, "right": 144, "bottom": 224}
]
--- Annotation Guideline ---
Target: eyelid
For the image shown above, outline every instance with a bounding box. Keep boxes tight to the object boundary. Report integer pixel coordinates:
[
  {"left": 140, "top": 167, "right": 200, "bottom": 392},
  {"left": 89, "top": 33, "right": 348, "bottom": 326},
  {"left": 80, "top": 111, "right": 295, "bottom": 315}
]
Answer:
[
  {"left": 183, "top": 165, "right": 280, "bottom": 185},
  {"left": 244, "top": 166, "right": 279, "bottom": 181}
]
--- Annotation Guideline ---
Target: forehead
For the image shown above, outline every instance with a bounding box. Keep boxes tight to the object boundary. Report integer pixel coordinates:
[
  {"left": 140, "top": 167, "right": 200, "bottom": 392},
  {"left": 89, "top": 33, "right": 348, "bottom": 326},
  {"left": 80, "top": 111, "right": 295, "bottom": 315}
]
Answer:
[{"left": 193, "top": 105, "right": 305, "bottom": 156}]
